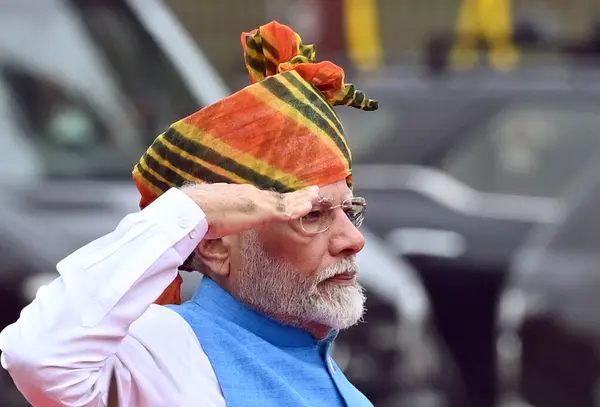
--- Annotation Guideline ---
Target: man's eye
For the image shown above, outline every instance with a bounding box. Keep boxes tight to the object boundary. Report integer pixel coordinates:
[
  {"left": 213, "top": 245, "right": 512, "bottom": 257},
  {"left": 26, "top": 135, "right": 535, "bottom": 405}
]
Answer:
[{"left": 302, "top": 211, "right": 323, "bottom": 222}]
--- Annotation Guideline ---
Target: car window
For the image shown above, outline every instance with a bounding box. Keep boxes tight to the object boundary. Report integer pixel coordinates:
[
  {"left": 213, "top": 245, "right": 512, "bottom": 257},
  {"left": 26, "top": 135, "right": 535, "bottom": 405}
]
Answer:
[
  {"left": 441, "top": 102, "right": 600, "bottom": 198},
  {"left": 70, "top": 0, "right": 201, "bottom": 138},
  {"left": 2, "top": 66, "right": 139, "bottom": 179},
  {"left": 0, "top": 0, "right": 202, "bottom": 180}
]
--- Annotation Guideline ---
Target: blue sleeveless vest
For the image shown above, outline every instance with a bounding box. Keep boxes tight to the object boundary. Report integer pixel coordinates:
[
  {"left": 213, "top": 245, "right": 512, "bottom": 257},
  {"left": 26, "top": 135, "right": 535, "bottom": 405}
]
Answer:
[{"left": 167, "top": 277, "right": 373, "bottom": 407}]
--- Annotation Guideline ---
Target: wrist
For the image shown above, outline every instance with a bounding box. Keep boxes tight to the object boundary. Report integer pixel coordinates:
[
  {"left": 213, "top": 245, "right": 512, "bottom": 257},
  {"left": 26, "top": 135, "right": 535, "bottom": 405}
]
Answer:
[
  {"left": 179, "top": 184, "right": 202, "bottom": 205},
  {"left": 179, "top": 185, "right": 213, "bottom": 219}
]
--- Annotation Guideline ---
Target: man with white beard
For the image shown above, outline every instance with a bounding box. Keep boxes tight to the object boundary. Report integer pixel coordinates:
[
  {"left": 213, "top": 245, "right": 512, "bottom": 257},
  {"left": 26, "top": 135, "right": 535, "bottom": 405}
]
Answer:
[
  {"left": 234, "top": 229, "right": 366, "bottom": 332},
  {"left": 0, "top": 21, "right": 378, "bottom": 407}
]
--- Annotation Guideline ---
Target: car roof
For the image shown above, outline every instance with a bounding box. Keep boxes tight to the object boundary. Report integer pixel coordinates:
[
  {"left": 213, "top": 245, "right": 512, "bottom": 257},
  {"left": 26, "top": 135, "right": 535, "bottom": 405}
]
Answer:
[{"left": 338, "top": 68, "right": 600, "bottom": 166}]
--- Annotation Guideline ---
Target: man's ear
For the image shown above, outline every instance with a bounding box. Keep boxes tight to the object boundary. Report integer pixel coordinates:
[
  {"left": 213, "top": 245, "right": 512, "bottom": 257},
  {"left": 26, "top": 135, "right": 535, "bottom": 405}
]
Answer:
[{"left": 194, "top": 238, "right": 230, "bottom": 277}]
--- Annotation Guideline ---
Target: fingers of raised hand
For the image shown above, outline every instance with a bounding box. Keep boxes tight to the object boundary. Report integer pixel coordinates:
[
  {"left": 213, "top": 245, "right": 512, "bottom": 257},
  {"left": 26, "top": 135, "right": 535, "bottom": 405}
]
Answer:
[{"left": 271, "top": 186, "right": 320, "bottom": 220}]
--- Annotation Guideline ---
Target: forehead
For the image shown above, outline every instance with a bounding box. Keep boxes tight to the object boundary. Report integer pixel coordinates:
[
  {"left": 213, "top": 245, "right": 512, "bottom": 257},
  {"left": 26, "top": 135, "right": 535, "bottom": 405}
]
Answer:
[{"left": 316, "top": 180, "right": 353, "bottom": 205}]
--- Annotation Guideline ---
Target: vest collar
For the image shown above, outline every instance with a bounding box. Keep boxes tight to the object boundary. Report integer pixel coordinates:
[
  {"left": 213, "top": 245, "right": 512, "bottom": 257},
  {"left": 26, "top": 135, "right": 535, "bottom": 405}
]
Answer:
[{"left": 192, "top": 277, "right": 338, "bottom": 348}]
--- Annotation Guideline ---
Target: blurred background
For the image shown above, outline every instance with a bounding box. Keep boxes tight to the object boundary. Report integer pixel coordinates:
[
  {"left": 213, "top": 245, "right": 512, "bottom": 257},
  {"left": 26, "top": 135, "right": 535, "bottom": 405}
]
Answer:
[{"left": 2, "top": 0, "right": 600, "bottom": 406}]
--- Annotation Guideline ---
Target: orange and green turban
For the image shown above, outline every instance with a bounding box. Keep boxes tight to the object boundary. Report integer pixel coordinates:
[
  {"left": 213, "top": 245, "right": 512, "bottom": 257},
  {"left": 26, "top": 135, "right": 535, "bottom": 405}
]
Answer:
[{"left": 132, "top": 21, "right": 378, "bottom": 305}]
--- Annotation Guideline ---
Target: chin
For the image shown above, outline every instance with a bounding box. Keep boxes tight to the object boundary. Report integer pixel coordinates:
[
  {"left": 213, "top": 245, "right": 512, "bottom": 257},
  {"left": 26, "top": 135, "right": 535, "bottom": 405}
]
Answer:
[
  {"left": 309, "top": 285, "right": 367, "bottom": 330},
  {"left": 322, "top": 309, "right": 365, "bottom": 331}
]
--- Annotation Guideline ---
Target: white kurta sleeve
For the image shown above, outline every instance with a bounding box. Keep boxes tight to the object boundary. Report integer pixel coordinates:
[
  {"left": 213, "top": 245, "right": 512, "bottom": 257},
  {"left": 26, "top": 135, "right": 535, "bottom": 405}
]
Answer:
[{"left": 0, "top": 187, "right": 208, "bottom": 407}]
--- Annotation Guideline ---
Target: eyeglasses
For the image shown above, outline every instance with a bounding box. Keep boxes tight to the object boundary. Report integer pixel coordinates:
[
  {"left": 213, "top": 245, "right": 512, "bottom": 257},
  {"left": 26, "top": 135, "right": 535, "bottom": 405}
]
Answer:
[{"left": 299, "top": 197, "right": 367, "bottom": 235}]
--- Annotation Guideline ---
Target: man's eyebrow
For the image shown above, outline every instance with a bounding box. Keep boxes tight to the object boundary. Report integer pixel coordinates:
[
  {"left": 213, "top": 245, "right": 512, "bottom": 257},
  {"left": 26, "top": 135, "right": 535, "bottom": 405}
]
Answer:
[{"left": 315, "top": 197, "right": 334, "bottom": 207}]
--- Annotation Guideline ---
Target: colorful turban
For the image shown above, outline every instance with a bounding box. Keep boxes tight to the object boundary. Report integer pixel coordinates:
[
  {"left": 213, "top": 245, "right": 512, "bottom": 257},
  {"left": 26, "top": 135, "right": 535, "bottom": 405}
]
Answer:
[{"left": 132, "top": 21, "right": 378, "bottom": 305}]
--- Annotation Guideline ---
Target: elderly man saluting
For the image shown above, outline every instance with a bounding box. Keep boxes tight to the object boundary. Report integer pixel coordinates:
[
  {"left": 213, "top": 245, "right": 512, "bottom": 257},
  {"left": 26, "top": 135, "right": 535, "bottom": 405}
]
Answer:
[{"left": 0, "top": 21, "right": 378, "bottom": 407}]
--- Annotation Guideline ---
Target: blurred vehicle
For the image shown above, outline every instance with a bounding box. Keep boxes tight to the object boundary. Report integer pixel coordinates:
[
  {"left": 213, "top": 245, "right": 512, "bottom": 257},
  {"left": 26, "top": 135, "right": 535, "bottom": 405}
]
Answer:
[
  {"left": 495, "top": 155, "right": 600, "bottom": 407},
  {"left": 0, "top": 1, "right": 228, "bottom": 405},
  {"left": 0, "top": 0, "right": 228, "bottom": 302},
  {"left": 339, "top": 70, "right": 600, "bottom": 406}
]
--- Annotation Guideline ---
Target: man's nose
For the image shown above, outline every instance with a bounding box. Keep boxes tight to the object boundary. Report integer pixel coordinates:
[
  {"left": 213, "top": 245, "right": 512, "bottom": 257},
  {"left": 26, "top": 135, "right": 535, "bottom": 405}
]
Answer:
[{"left": 328, "top": 211, "right": 366, "bottom": 257}]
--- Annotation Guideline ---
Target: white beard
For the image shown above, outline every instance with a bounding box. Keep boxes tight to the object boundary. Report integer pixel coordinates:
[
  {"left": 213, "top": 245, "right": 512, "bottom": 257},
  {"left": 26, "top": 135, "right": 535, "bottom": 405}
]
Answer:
[{"left": 234, "top": 230, "right": 366, "bottom": 331}]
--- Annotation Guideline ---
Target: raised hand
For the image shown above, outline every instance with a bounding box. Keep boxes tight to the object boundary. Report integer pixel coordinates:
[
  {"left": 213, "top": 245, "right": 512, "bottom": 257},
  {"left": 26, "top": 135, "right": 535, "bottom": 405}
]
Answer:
[{"left": 180, "top": 183, "right": 320, "bottom": 239}]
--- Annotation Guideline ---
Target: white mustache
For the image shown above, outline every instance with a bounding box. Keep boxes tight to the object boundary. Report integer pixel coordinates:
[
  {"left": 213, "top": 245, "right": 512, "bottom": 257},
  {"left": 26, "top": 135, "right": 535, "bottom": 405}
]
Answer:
[{"left": 318, "top": 257, "right": 359, "bottom": 282}]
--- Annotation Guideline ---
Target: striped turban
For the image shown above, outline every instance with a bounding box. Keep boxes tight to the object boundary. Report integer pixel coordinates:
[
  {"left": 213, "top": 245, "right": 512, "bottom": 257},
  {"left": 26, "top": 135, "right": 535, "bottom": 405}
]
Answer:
[{"left": 132, "top": 21, "right": 378, "bottom": 305}]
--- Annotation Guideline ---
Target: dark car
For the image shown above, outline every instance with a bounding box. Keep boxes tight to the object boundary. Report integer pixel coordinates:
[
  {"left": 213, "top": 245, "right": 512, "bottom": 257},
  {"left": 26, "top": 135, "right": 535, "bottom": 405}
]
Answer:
[
  {"left": 0, "top": 1, "right": 228, "bottom": 405},
  {"left": 0, "top": 0, "right": 226, "bottom": 311},
  {"left": 496, "top": 155, "right": 600, "bottom": 407},
  {"left": 339, "top": 69, "right": 600, "bottom": 406}
]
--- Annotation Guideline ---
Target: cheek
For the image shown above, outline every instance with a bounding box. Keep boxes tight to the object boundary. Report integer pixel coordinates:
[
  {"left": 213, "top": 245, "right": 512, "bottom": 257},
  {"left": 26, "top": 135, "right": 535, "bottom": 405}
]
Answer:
[
  {"left": 224, "top": 235, "right": 244, "bottom": 278},
  {"left": 258, "top": 228, "right": 329, "bottom": 278},
  {"left": 228, "top": 247, "right": 243, "bottom": 273}
]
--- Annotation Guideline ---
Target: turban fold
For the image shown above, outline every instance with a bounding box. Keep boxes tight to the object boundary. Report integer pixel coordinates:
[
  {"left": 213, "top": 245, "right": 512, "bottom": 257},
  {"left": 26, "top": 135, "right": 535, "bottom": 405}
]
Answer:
[{"left": 133, "top": 21, "right": 378, "bottom": 306}]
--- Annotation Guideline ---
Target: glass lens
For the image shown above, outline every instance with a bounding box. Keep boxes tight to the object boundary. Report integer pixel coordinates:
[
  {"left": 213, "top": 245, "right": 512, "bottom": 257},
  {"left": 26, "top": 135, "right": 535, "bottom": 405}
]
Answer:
[
  {"left": 300, "top": 208, "right": 333, "bottom": 234},
  {"left": 344, "top": 197, "right": 366, "bottom": 227},
  {"left": 300, "top": 197, "right": 367, "bottom": 234}
]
